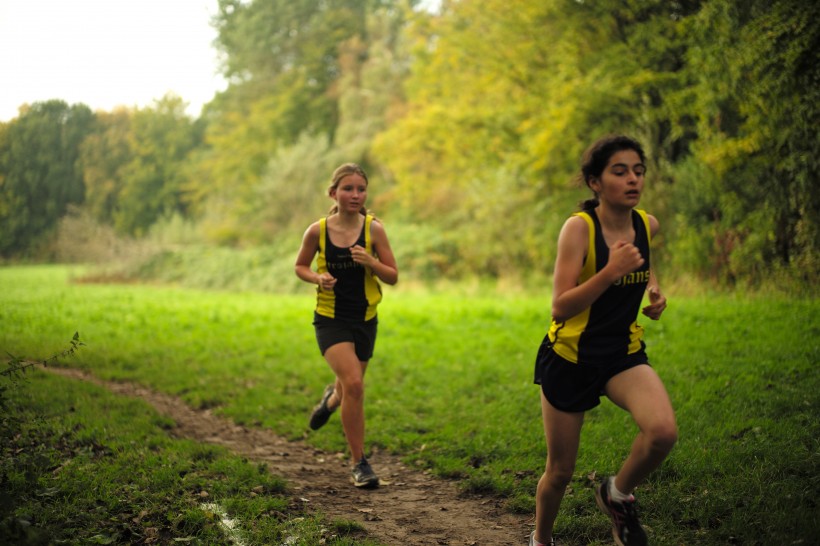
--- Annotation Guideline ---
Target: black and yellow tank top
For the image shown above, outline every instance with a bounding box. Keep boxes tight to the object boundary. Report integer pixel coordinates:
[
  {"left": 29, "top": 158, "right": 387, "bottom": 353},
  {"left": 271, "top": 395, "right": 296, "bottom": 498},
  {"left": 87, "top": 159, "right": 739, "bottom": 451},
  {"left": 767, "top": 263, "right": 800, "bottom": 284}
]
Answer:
[
  {"left": 548, "top": 209, "right": 651, "bottom": 364},
  {"left": 315, "top": 214, "right": 382, "bottom": 321}
]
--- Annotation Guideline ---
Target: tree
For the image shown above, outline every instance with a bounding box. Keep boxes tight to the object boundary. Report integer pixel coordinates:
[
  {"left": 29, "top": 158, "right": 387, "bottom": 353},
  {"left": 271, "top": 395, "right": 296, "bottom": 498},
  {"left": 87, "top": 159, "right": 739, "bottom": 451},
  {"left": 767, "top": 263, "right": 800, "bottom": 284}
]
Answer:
[
  {"left": 668, "top": 0, "right": 820, "bottom": 283},
  {"left": 212, "top": 0, "right": 379, "bottom": 142},
  {"left": 79, "top": 108, "right": 134, "bottom": 225},
  {"left": 372, "top": 0, "right": 703, "bottom": 276},
  {"left": 113, "top": 95, "right": 201, "bottom": 236},
  {"left": 0, "top": 100, "right": 95, "bottom": 257},
  {"left": 186, "top": 0, "right": 410, "bottom": 245}
]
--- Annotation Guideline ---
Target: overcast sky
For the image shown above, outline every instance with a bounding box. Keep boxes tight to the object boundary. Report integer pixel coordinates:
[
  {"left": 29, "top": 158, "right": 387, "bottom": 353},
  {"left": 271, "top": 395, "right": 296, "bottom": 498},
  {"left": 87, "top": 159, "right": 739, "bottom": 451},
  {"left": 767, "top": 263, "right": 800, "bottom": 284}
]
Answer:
[
  {"left": 0, "top": 0, "right": 227, "bottom": 121},
  {"left": 0, "top": 0, "right": 443, "bottom": 123}
]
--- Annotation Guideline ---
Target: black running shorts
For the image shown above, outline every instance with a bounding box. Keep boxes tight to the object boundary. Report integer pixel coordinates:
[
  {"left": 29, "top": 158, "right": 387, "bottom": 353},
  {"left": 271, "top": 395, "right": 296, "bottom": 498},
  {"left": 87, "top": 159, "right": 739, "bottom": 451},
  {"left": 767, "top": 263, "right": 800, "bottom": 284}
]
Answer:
[
  {"left": 534, "top": 337, "right": 650, "bottom": 412},
  {"left": 313, "top": 312, "right": 378, "bottom": 362}
]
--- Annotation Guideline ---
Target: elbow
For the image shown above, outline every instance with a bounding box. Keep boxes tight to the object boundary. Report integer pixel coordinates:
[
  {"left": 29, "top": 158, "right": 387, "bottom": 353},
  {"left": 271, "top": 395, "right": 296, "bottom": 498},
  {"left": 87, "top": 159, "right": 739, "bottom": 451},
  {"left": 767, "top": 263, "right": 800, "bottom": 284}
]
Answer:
[
  {"left": 294, "top": 265, "right": 308, "bottom": 280},
  {"left": 378, "top": 267, "right": 398, "bottom": 286},
  {"left": 551, "top": 304, "right": 568, "bottom": 324},
  {"left": 551, "top": 291, "right": 584, "bottom": 323}
]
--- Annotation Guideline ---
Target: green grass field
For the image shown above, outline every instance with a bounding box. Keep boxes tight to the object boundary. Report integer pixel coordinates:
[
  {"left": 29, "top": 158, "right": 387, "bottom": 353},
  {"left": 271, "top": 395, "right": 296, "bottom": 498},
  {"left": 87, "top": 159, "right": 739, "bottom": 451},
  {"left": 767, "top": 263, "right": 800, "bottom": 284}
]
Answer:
[{"left": 2, "top": 265, "right": 818, "bottom": 545}]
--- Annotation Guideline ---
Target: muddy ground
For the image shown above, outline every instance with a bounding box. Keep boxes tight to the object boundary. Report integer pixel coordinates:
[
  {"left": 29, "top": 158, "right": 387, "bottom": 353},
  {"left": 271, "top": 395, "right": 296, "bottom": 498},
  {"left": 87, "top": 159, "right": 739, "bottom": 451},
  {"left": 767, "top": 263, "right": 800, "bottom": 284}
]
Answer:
[{"left": 47, "top": 367, "right": 534, "bottom": 545}]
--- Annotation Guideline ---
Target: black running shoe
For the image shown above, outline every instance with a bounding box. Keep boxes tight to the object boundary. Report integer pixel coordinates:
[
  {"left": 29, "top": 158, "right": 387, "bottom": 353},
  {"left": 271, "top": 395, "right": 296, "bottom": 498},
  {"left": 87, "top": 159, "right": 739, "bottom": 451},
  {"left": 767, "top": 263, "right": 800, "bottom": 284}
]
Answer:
[
  {"left": 594, "top": 477, "right": 647, "bottom": 546},
  {"left": 351, "top": 457, "right": 379, "bottom": 489},
  {"left": 309, "top": 384, "right": 336, "bottom": 430}
]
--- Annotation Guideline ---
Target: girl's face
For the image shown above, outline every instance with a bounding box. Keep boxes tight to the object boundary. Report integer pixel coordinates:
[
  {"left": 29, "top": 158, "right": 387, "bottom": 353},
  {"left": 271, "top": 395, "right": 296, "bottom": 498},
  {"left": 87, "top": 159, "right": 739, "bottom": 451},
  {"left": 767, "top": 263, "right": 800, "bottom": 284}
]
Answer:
[
  {"left": 330, "top": 173, "right": 368, "bottom": 213},
  {"left": 590, "top": 149, "right": 646, "bottom": 209}
]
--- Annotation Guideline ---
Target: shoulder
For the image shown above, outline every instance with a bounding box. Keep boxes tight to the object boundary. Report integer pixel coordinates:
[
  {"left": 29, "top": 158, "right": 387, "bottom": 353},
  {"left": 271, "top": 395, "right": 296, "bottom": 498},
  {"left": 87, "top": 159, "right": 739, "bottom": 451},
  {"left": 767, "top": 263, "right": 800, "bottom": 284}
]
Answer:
[
  {"left": 556, "top": 214, "right": 590, "bottom": 251},
  {"left": 302, "top": 220, "right": 322, "bottom": 239},
  {"left": 647, "top": 213, "right": 660, "bottom": 236},
  {"left": 297, "top": 220, "right": 323, "bottom": 257},
  {"left": 368, "top": 216, "right": 388, "bottom": 236},
  {"left": 562, "top": 214, "right": 591, "bottom": 236},
  {"left": 633, "top": 209, "right": 659, "bottom": 238},
  {"left": 639, "top": 212, "right": 659, "bottom": 238}
]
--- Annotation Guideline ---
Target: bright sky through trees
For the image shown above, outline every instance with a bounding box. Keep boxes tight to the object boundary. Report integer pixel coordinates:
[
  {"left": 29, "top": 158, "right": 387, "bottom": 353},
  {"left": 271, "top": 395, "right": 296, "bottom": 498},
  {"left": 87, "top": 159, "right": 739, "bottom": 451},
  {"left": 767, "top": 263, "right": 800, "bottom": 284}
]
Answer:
[{"left": 0, "top": 0, "right": 227, "bottom": 121}]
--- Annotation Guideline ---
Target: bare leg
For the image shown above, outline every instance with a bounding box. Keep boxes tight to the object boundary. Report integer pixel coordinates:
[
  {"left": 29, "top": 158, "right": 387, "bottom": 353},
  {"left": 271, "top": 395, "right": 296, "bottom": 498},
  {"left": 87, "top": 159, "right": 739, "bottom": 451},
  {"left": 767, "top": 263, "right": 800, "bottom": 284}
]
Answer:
[
  {"left": 534, "top": 390, "right": 585, "bottom": 544},
  {"left": 323, "top": 342, "right": 368, "bottom": 463},
  {"left": 604, "top": 365, "right": 677, "bottom": 494},
  {"left": 325, "top": 377, "right": 342, "bottom": 410}
]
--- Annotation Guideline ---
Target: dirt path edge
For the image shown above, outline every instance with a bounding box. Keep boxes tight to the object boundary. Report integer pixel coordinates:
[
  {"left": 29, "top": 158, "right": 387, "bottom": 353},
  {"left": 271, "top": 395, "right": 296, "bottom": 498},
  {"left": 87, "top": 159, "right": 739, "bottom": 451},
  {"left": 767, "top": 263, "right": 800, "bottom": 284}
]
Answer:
[{"left": 45, "top": 366, "right": 533, "bottom": 546}]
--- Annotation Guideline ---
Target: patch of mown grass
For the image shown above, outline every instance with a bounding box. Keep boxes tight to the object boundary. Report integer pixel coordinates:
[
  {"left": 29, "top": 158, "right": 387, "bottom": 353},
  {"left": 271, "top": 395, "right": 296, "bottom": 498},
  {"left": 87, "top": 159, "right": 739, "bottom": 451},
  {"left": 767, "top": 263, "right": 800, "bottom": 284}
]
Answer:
[
  {"left": 1, "top": 265, "right": 818, "bottom": 545},
  {"left": 0, "top": 369, "right": 380, "bottom": 545}
]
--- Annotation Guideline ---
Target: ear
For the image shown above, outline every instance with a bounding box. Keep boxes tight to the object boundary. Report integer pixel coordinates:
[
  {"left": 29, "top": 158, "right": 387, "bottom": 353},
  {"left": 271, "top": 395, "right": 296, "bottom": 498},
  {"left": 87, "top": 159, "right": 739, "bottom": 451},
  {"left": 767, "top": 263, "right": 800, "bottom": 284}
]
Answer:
[
  {"left": 329, "top": 187, "right": 337, "bottom": 199},
  {"left": 588, "top": 176, "right": 602, "bottom": 193}
]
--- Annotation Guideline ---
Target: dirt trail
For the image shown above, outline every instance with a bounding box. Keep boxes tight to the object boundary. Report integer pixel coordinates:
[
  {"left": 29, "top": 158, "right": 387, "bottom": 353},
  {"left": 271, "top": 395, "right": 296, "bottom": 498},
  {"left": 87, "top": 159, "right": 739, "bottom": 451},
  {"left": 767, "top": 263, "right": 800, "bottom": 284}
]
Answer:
[{"left": 47, "top": 367, "right": 533, "bottom": 545}]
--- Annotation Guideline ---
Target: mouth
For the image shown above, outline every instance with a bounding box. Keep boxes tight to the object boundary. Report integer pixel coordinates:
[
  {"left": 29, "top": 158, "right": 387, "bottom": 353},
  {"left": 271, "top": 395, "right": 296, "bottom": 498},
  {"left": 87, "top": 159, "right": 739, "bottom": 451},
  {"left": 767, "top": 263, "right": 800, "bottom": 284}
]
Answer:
[{"left": 626, "top": 190, "right": 640, "bottom": 197}]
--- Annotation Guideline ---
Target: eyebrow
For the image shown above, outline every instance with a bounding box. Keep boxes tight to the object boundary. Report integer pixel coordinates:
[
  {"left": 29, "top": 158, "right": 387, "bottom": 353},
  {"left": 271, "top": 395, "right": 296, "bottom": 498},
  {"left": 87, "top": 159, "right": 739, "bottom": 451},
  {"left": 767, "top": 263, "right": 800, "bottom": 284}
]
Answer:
[{"left": 609, "top": 163, "right": 646, "bottom": 169}]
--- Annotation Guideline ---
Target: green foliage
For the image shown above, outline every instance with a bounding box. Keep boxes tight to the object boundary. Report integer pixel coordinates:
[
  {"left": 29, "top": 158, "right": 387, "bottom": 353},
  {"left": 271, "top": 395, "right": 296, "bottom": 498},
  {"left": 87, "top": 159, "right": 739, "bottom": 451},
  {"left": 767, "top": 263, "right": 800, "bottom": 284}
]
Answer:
[
  {"left": 0, "top": 332, "right": 84, "bottom": 429},
  {"left": 2, "top": 331, "right": 83, "bottom": 376},
  {"left": 191, "top": 2, "right": 410, "bottom": 246},
  {"left": 213, "top": 0, "right": 390, "bottom": 141},
  {"left": 232, "top": 132, "right": 336, "bottom": 244},
  {"left": 0, "top": 100, "right": 95, "bottom": 258},
  {"left": 373, "top": 0, "right": 700, "bottom": 278},
  {"left": 113, "top": 95, "right": 202, "bottom": 236},
  {"left": 79, "top": 109, "right": 134, "bottom": 225},
  {"left": 116, "top": 243, "right": 305, "bottom": 293},
  {"left": 1, "top": 0, "right": 817, "bottom": 289},
  {"left": 667, "top": 0, "right": 820, "bottom": 285},
  {"left": 195, "top": 0, "right": 380, "bottom": 202}
]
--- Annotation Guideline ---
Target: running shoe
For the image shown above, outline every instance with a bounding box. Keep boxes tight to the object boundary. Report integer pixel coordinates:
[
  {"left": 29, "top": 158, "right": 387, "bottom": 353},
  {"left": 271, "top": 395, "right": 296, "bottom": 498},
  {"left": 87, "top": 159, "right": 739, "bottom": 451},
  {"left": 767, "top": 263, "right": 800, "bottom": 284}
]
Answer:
[
  {"left": 351, "top": 457, "right": 379, "bottom": 489},
  {"left": 309, "top": 384, "right": 336, "bottom": 430},
  {"left": 594, "top": 476, "right": 647, "bottom": 546}
]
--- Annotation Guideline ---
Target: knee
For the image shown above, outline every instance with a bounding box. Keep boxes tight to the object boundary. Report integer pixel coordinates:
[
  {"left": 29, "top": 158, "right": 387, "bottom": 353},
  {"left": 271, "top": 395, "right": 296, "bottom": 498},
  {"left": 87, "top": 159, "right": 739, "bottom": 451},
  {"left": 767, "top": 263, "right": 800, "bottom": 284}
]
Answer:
[
  {"left": 544, "top": 460, "right": 575, "bottom": 491},
  {"left": 341, "top": 377, "right": 364, "bottom": 401},
  {"left": 647, "top": 421, "right": 678, "bottom": 455}
]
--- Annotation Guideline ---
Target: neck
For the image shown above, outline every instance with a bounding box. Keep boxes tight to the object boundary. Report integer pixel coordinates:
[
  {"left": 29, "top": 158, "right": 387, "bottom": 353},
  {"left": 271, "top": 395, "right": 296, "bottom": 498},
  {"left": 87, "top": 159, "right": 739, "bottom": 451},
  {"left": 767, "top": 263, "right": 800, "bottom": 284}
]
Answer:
[
  {"left": 333, "top": 210, "right": 363, "bottom": 226},
  {"left": 595, "top": 203, "right": 633, "bottom": 230}
]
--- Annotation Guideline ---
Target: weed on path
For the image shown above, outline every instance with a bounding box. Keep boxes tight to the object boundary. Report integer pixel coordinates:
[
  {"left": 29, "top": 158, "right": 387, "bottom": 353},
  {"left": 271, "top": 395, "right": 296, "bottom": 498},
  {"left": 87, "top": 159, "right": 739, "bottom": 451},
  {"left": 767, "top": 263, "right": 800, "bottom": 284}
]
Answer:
[{"left": 47, "top": 366, "right": 533, "bottom": 546}]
